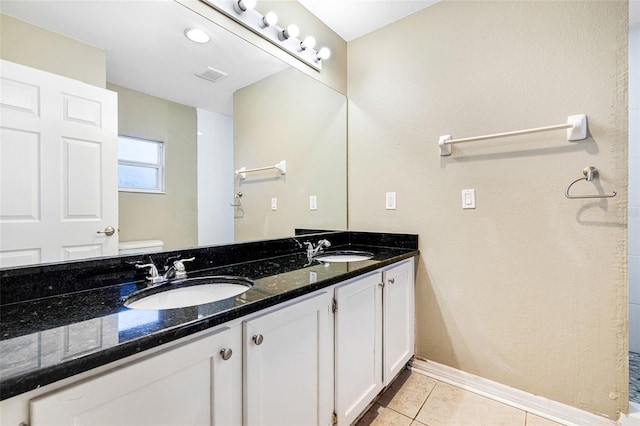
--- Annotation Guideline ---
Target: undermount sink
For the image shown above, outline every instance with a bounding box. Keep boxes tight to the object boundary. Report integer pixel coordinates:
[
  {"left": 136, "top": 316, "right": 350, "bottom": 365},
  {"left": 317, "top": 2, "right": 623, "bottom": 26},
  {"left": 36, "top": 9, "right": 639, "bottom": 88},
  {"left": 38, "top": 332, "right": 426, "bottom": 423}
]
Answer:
[
  {"left": 123, "top": 276, "right": 254, "bottom": 310},
  {"left": 314, "top": 250, "right": 374, "bottom": 263}
]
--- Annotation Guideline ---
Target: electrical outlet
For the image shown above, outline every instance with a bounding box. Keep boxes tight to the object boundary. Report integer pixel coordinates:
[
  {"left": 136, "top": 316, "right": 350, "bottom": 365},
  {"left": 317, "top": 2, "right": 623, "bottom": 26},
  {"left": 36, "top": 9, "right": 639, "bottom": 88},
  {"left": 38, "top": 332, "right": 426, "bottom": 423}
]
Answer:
[
  {"left": 385, "top": 192, "right": 396, "bottom": 210},
  {"left": 271, "top": 197, "right": 277, "bottom": 211},
  {"left": 309, "top": 195, "right": 317, "bottom": 211}
]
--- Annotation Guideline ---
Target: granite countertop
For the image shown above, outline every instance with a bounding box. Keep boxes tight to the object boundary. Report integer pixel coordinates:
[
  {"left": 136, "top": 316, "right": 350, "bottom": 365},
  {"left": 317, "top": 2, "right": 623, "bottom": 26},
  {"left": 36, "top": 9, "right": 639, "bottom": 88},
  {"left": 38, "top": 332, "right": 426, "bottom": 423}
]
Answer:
[{"left": 0, "top": 233, "right": 418, "bottom": 401}]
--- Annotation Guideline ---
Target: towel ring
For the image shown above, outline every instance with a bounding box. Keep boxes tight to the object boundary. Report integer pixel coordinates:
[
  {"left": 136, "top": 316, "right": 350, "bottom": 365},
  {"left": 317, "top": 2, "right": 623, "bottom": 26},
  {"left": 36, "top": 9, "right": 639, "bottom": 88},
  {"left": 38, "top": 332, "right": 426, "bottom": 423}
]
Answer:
[{"left": 565, "top": 166, "right": 617, "bottom": 199}]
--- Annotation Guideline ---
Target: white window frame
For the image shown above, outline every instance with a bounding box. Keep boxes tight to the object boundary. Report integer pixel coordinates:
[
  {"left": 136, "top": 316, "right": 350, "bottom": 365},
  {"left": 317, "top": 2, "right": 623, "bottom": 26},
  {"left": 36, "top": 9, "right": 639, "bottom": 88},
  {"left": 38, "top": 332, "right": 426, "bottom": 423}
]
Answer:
[{"left": 117, "top": 135, "right": 165, "bottom": 194}]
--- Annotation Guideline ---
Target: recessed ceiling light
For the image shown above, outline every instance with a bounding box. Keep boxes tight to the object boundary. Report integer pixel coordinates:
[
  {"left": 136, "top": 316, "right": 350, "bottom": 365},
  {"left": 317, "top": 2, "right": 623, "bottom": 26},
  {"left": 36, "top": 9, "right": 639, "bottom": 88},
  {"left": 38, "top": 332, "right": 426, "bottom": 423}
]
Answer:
[{"left": 184, "top": 28, "right": 210, "bottom": 44}]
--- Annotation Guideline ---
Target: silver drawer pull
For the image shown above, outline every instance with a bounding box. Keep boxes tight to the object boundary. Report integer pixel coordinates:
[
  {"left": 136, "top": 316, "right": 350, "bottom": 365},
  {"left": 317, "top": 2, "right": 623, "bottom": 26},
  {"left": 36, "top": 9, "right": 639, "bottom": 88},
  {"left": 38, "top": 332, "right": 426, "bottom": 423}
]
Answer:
[
  {"left": 388, "top": 278, "right": 395, "bottom": 284},
  {"left": 220, "top": 348, "right": 233, "bottom": 360}
]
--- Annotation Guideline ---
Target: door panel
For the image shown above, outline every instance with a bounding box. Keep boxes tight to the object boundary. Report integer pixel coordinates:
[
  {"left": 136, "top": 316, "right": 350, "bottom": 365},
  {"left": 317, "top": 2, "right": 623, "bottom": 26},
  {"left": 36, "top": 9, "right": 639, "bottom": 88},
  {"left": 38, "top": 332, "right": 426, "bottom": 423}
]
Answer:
[
  {"left": 334, "top": 271, "right": 383, "bottom": 426},
  {"left": 243, "top": 292, "right": 333, "bottom": 426},
  {"left": 383, "top": 259, "right": 415, "bottom": 384},
  {"left": 0, "top": 60, "right": 118, "bottom": 266}
]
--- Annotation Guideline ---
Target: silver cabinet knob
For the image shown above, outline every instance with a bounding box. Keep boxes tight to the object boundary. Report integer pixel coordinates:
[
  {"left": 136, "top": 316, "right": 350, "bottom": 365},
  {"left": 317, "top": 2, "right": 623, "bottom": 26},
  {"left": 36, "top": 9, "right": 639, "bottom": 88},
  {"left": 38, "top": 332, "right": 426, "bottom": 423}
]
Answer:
[
  {"left": 378, "top": 283, "right": 385, "bottom": 288},
  {"left": 388, "top": 278, "right": 395, "bottom": 285},
  {"left": 252, "top": 334, "right": 264, "bottom": 345},
  {"left": 220, "top": 348, "right": 233, "bottom": 360},
  {"left": 97, "top": 226, "right": 116, "bottom": 236}
]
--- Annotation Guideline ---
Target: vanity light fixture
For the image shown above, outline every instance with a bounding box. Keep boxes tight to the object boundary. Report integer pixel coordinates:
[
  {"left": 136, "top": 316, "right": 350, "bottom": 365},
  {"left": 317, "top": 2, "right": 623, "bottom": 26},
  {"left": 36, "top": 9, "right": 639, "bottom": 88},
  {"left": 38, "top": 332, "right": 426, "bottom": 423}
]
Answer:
[
  {"left": 259, "top": 11, "right": 278, "bottom": 28},
  {"left": 299, "top": 35, "right": 316, "bottom": 51},
  {"left": 278, "top": 24, "right": 300, "bottom": 41},
  {"left": 200, "top": 0, "right": 329, "bottom": 71},
  {"left": 233, "top": 0, "right": 256, "bottom": 13},
  {"left": 184, "top": 28, "right": 210, "bottom": 44}
]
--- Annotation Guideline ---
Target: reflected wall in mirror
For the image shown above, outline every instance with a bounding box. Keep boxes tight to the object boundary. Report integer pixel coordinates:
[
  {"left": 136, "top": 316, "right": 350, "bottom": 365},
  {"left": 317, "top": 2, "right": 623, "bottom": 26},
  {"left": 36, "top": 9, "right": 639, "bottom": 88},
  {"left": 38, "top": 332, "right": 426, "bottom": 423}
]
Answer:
[{"left": 0, "top": 0, "right": 347, "bottom": 267}]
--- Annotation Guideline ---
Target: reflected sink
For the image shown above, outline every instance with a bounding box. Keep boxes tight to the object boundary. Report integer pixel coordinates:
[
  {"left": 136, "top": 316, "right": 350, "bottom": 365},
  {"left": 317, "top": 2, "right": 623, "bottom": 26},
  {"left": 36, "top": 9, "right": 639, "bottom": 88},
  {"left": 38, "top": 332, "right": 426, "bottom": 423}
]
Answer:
[
  {"left": 314, "top": 250, "right": 374, "bottom": 263},
  {"left": 123, "top": 276, "right": 254, "bottom": 310}
]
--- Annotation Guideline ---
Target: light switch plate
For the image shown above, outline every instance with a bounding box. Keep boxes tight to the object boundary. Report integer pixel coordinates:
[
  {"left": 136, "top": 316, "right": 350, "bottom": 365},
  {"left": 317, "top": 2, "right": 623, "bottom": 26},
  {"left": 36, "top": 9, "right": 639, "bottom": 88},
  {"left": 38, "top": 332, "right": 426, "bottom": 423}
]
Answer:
[
  {"left": 386, "top": 192, "right": 397, "bottom": 210},
  {"left": 310, "top": 195, "right": 317, "bottom": 211},
  {"left": 462, "top": 189, "right": 476, "bottom": 209},
  {"left": 271, "top": 197, "right": 277, "bottom": 211}
]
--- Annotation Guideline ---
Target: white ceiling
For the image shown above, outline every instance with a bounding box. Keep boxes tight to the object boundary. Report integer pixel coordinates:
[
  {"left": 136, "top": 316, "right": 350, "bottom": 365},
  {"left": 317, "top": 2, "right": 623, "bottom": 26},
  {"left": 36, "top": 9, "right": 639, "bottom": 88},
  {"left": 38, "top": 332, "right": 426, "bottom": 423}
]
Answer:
[
  {"left": 0, "top": 0, "right": 289, "bottom": 116},
  {"left": 297, "top": 0, "right": 440, "bottom": 41}
]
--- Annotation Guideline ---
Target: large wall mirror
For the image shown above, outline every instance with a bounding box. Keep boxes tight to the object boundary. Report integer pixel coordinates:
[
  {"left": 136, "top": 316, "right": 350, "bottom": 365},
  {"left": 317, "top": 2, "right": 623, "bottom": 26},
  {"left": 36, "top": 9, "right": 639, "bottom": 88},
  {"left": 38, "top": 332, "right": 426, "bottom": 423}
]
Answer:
[{"left": 0, "top": 0, "right": 347, "bottom": 267}]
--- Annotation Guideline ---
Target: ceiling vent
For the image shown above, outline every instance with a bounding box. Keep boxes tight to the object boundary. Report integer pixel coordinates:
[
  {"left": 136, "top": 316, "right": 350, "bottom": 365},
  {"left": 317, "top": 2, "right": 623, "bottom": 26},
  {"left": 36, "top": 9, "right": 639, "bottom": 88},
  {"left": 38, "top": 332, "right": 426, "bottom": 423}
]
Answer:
[{"left": 195, "top": 66, "right": 228, "bottom": 83}]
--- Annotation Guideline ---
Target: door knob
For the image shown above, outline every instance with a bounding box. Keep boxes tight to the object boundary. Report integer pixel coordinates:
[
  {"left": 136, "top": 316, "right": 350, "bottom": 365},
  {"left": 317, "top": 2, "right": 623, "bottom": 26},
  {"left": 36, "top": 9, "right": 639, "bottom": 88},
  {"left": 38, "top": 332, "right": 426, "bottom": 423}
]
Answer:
[{"left": 97, "top": 226, "right": 116, "bottom": 236}]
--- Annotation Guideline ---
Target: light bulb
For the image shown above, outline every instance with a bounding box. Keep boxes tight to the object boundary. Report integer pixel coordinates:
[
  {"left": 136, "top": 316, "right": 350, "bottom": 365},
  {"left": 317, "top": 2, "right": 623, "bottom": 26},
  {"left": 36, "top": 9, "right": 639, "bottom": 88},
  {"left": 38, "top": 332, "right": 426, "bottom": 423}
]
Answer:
[
  {"left": 260, "top": 12, "right": 278, "bottom": 28},
  {"left": 299, "top": 35, "right": 316, "bottom": 51},
  {"left": 279, "top": 24, "right": 300, "bottom": 41},
  {"left": 287, "top": 24, "right": 300, "bottom": 39},
  {"left": 316, "top": 47, "right": 331, "bottom": 61},
  {"left": 233, "top": 0, "right": 256, "bottom": 13},
  {"left": 184, "top": 28, "right": 210, "bottom": 44}
]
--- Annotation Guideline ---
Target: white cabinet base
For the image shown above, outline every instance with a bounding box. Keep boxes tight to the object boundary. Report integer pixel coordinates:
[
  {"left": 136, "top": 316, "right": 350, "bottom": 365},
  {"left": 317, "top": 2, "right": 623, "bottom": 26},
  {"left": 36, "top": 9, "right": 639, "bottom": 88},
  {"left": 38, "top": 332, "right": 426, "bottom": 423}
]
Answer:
[
  {"left": 243, "top": 292, "right": 334, "bottom": 426},
  {"left": 334, "top": 271, "right": 384, "bottom": 426},
  {"left": 30, "top": 325, "right": 241, "bottom": 426}
]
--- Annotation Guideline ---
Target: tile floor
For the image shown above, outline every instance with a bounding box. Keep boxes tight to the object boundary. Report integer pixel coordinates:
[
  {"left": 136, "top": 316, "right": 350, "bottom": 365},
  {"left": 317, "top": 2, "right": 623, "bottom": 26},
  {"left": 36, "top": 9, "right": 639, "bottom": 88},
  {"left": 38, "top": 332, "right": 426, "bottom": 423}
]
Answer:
[
  {"left": 356, "top": 369, "right": 564, "bottom": 426},
  {"left": 631, "top": 352, "right": 640, "bottom": 404}
]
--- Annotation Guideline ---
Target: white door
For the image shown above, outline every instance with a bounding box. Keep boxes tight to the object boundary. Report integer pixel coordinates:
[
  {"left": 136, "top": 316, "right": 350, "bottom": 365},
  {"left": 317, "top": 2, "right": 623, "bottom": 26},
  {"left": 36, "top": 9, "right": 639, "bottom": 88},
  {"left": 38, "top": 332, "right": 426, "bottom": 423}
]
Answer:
[
  {"left": 382, "top": 258, "right": 415, "bottom": 385},
  {"left": 334, "top": 271, "right": 383, "bottom": 426},
  {"left": 243, "top": 292, "right": 333, "bottom": 426},
  {"left": 29, "top": 326, "right": 241, "bottom": 426},
  {"left": 0, "top": 59, "right": 118, "bottom": 267}
]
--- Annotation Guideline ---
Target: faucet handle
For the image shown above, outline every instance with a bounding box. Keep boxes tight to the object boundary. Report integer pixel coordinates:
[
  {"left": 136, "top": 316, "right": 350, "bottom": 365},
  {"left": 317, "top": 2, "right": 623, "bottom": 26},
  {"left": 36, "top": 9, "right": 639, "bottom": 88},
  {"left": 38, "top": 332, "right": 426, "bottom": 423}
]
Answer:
[
  {"left": 172, "top": 257, "right": 195, "bottom": 279},
  {"left": 317, "top": 239, "right": 331, "bottom": 248},
  {"left": 135, "top": 263, "right": 163, "bottom": 283},
  {"left": 173, "top": 257, "right": 195, "bottom": 272}
]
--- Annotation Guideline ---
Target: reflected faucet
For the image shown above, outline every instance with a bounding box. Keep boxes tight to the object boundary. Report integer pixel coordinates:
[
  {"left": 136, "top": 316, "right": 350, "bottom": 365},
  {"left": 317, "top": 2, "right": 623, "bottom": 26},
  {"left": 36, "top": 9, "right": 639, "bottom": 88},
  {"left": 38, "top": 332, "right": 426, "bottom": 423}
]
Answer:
[{"left": 303, "top": 239, "right": 331, "bottom": 263}]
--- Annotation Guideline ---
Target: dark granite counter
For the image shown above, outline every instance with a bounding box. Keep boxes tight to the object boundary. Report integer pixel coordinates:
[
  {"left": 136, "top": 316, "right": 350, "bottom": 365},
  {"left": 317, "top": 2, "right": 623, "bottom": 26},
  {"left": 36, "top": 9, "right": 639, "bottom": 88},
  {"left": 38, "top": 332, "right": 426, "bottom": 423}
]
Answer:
[{"left": 0, "top": 231, "right": 418, "bottom": 401}]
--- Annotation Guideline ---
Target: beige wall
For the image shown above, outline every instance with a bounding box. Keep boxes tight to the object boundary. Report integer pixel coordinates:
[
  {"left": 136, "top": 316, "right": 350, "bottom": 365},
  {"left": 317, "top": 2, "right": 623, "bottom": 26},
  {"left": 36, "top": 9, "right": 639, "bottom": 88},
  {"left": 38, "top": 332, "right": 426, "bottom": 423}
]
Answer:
[
  {"left": 348, "top": 1, "right": 628, "bottom": 420},
  {"left": 234, "top": 69, "right": 347, "bottom": 241},
  {"left": 110, "top": 84, "right": 198, "bottom": 250},
  {"left": 176, "top": 0, "right": 347, "bottom": 95},
  {"left": 0, "top": 13, "right": 105, "bottom": 87}
]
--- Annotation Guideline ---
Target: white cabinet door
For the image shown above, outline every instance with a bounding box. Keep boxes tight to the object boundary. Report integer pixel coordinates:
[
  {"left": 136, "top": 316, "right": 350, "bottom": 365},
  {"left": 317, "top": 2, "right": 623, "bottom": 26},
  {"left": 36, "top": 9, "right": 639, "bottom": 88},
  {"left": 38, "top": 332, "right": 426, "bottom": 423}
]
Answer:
[
  {"left": 0, "top": 59, "right": 118, "bottom": 267},
  {"left": 382, "top": 258, "right": 415, "bottom": 385},
  {"left": 334, "top": 271, "right": 383, "bottom": 426},
  {"left": 30, "top": 326, "right": 241, "bottom": 426},
  {"left": 244, "top": 292, "right": 333, "bottom": 426}
]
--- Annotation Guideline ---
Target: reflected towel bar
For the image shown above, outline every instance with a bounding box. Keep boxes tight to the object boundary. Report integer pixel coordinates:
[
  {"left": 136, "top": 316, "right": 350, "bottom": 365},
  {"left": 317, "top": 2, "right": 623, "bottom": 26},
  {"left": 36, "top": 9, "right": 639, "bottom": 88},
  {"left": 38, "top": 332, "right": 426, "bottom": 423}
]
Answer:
[
  {"left": 438, "top": 114, "right": 588, "bottom": 156},
  {"left": 236, "top": 160, "right": 286, "bottom": 179},
  {"left": 565, "top": 166, "right": 617, "bottom": 199}
]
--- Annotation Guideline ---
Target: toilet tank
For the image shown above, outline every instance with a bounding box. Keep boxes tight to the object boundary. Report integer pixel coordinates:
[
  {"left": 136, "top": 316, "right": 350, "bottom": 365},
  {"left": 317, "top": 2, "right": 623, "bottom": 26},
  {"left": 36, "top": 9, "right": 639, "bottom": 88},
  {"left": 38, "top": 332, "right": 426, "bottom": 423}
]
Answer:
[{"left": 118, "top": 240, "right": 164, "bottom": 255}]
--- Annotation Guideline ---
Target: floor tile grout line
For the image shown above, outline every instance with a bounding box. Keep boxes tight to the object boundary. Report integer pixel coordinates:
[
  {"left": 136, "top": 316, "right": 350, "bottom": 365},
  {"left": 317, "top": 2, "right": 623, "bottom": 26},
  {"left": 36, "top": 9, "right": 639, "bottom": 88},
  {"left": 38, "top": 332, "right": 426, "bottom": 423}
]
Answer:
[{"left": 412, "top": 377, "right": 439, "bottom": 422}]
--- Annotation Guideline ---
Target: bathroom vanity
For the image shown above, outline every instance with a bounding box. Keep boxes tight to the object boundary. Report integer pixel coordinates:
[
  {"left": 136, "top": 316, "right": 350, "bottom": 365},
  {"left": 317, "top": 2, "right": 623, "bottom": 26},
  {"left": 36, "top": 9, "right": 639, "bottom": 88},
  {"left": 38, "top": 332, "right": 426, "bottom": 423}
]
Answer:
[{"left": 0, "top": 231, "right": 417, "bottom": 426}]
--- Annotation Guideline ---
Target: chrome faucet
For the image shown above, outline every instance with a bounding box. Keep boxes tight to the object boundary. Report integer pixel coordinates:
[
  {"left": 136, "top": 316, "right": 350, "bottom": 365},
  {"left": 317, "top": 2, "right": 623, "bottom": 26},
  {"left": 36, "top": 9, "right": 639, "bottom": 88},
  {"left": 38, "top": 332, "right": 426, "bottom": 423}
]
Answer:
[
  {"left": 303, "top": 239, "right": 331, "bottom": 262},
  {"left": 135, "top": 256, "right": 195, "bottom": 283}
]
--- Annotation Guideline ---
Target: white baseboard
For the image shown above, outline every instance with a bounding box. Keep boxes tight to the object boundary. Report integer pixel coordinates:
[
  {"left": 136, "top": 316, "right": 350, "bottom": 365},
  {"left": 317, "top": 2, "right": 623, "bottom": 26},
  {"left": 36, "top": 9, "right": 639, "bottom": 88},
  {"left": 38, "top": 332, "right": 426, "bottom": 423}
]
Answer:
[{"left": 410, "top": 358, "right": 618, "bottom": 426}]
